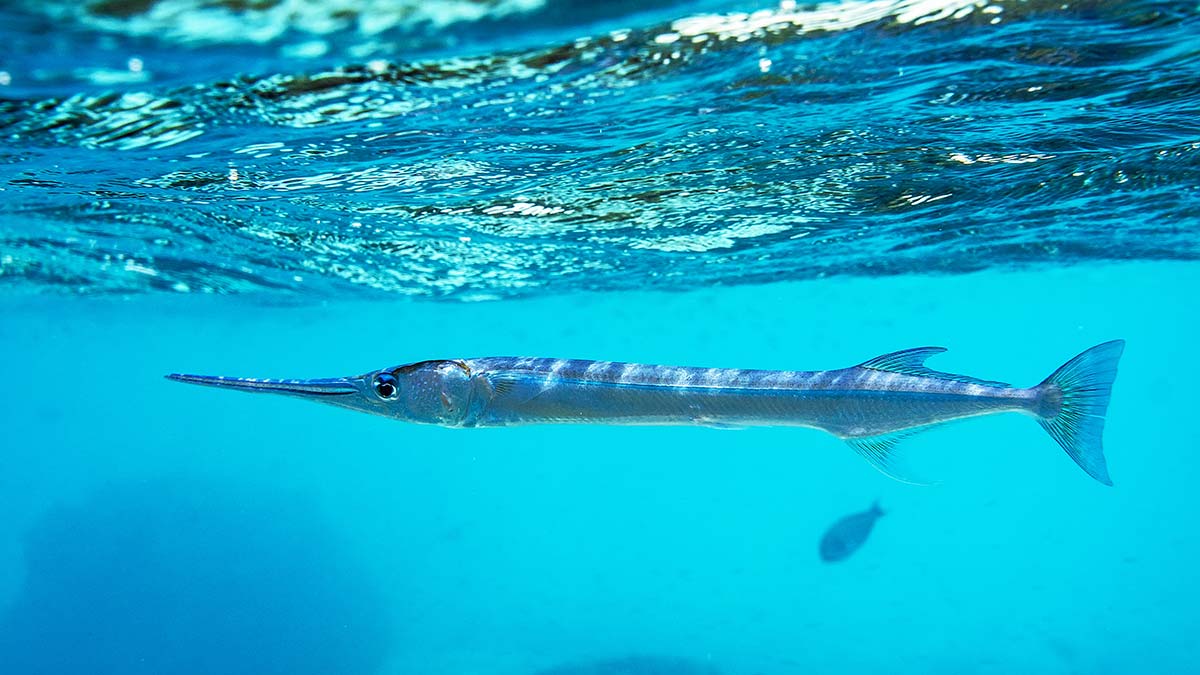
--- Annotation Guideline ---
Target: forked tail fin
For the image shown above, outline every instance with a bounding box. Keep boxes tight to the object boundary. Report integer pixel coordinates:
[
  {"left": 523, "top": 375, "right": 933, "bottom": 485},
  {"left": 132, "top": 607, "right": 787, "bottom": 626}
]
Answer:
[{"left": 1036, "top": 340, "right": 1125, "bottom": 486}]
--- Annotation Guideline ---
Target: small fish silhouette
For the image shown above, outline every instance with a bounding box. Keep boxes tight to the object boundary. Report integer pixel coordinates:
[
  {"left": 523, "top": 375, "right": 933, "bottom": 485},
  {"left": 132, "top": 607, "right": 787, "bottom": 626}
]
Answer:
[{"left": 819, "top": 501, "right": 885, "bottom": 562}]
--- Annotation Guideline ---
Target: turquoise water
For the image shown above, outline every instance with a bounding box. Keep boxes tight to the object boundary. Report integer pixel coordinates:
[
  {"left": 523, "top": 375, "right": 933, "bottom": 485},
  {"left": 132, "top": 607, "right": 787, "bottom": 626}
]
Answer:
[
  {"left": 2, "top": 1, "right": 1198, "bottom": 674},
  {"left": 4, "top": 265, "right": 1196, "bottom": 674}
]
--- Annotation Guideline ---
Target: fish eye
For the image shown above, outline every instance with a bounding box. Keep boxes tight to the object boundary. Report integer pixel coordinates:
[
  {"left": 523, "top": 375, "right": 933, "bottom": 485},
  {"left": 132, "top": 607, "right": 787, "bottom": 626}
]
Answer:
[{"left": 373, "top": 373, "right": 399, "bottom": 400}]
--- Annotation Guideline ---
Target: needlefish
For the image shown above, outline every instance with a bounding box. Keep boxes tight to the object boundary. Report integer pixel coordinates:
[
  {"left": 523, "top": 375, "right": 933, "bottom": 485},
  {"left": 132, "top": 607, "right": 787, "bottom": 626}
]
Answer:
[{"left": 167, "top": 340, "right": 1125, "bottom": 485}]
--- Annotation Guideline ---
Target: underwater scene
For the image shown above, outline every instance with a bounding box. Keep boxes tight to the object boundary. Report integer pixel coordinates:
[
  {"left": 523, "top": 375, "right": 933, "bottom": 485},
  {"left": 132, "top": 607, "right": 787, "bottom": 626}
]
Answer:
[{"left": 1, "top": 0, "right": 1198, "bottom": 673}]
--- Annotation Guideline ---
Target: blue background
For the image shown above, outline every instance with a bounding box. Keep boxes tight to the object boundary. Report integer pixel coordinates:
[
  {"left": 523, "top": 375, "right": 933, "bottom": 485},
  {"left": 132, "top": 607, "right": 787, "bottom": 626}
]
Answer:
[{"left": 2, "top": 263, "right": 1195, "bottom": 674}]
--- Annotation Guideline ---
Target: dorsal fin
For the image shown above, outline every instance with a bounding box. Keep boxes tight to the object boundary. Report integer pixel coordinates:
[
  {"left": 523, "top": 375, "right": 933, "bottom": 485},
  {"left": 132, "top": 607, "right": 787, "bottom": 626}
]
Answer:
[
  {"left": 859, "top": 347, "right": 1009, "bottom": 388},
  {"left": 859, "top": 347, "right": 947, "bottom": 371}
]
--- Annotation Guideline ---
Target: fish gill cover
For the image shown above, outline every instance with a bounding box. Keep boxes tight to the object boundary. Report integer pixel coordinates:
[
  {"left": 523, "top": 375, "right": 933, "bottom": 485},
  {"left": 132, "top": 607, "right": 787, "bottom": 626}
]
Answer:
[{"left": 0, "top": 0, "right": 1197, "bottom": 300}]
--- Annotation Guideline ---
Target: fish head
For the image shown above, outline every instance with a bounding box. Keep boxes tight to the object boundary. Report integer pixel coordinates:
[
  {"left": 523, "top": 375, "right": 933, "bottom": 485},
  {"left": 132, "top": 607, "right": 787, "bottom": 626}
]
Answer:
[
  {"left": 370, "top": 359, "right": 475, "bottom": 425},
  {"left": 166, "top": 359, "right": 476, "bottom": 426}
]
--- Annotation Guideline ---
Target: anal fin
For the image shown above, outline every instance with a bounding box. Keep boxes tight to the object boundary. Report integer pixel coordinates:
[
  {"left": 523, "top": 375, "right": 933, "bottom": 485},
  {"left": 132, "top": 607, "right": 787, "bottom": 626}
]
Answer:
[{"left": 845, "top": 428, "right": 938, "bottom": 486}]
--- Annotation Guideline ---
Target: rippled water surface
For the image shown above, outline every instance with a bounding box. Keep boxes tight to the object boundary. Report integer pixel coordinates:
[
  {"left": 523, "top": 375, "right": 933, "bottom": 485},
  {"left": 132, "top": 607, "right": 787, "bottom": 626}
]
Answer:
[{"left": 2, "top": 0, "right": 1197, "bottom": 299}]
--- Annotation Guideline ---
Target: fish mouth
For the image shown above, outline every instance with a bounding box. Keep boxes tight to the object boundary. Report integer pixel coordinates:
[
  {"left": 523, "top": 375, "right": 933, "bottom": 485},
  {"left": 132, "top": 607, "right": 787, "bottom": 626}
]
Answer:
[{"left": 165, "top": 373, "right": 360, "bottom": 396}]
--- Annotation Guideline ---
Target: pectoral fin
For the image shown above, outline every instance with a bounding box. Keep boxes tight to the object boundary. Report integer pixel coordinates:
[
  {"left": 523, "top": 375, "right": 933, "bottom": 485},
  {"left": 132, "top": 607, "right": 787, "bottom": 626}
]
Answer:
[{"left": 484, "top": 372, "right": 552, "bottom": 405}]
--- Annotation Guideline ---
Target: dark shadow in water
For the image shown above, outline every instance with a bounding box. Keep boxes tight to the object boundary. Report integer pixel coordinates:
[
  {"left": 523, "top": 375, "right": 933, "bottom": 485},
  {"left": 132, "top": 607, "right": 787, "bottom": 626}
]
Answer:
[
  {"left": 0, "top": 477, "right": 393, "bottom": 675},
  {"left": 534, "top": 655, "right": 721, "bottom": 675},
  {"left": 818, "top": 500, "right": 885, "bottom": 563}
]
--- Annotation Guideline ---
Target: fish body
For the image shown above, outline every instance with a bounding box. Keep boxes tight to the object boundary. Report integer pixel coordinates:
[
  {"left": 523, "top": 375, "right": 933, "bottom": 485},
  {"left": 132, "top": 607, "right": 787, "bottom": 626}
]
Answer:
[
  {"left": 819, "top": 501, "right": 885, "bottom": 562},
  {"left": 458, "top": 355, "right": 1032, "bottom": 436},
  {"left": 167, "top": 341, "right": 1125, "bottom": 485}
]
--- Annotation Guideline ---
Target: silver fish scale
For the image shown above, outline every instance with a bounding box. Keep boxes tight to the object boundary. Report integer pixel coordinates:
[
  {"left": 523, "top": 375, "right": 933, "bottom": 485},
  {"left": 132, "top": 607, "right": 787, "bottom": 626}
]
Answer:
[{"left": 470, "top": 357, "right": 823, "bottom": 390}]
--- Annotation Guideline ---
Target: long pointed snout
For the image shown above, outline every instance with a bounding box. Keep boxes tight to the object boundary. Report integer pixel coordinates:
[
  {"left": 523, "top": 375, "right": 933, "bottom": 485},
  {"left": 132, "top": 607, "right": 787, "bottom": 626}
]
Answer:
[{"left": 165, "top": 373, "right": 361, "bottom": 398}]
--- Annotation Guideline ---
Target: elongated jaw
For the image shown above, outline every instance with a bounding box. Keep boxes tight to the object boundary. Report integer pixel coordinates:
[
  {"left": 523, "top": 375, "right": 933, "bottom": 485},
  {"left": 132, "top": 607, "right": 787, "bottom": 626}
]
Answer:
[{"left": 165, "top": 373, "right": 360, "bottom": 398}]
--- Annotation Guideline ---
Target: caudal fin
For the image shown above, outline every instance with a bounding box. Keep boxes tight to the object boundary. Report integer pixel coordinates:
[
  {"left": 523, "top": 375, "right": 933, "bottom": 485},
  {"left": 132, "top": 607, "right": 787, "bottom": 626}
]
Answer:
[{"left": 1036, "top": 340, "right": 1125, "bottom": 486}]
